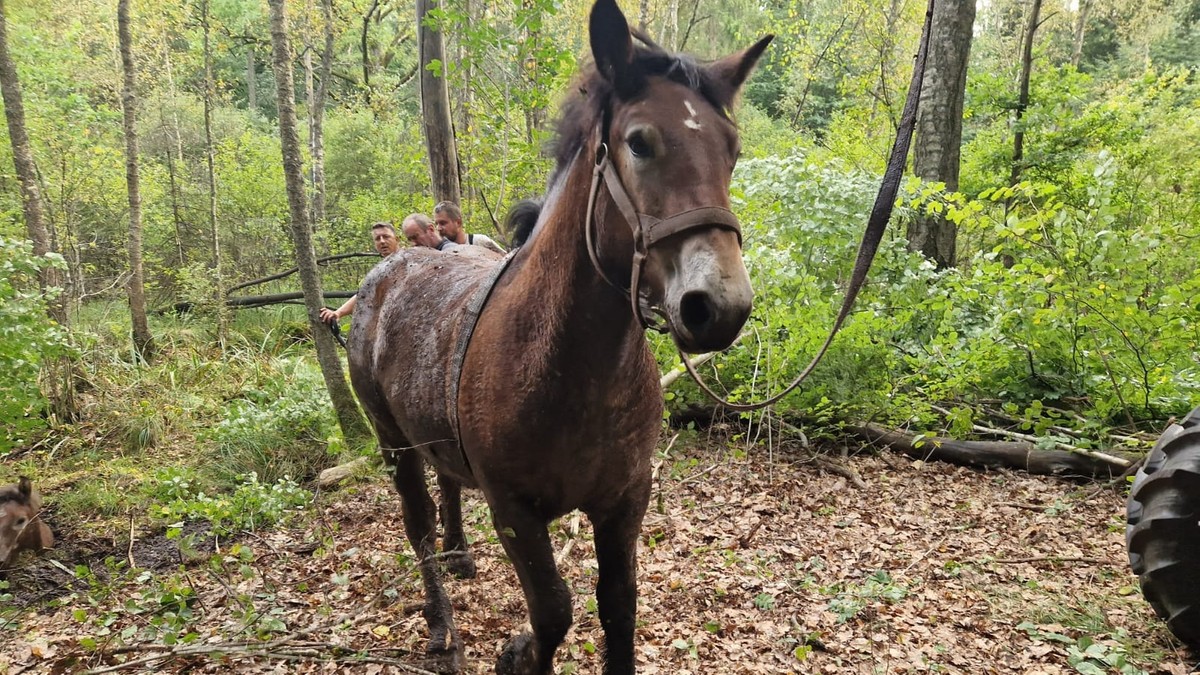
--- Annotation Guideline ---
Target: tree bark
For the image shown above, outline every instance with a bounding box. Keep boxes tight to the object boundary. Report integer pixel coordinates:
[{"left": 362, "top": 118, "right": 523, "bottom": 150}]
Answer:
[
  {"left": 1071, "top": 0, "right": 1091, "bottom": 69},
  {"left": 850, "top": 422, "right": 1132, "bottom": 479},
  {"left": 417, "top": 0, "right": 460, "bottom": 203},
  {"left": 118, "top": 0, "right": 155, "bottom": 362},
  {"left": 0, "top": 0, "right": 75, "bottom": 420},
  {"left": 1009, "top": 0, "right": 1042, "bottom": 192},
  {"left": 360, "top": 0, "right": 378, "bottom": 109},
  {"left": 908, "top": 0, "right": 976, "bottom": 269},
  {"left": 0, "top": 0, "right": 63, "bottom": 325},
  {"left": 310, "top": 0, "right": 334, "bottom": 224},
  {"left": 267, "top": 0, "right": 371, "bottom": 443},
  {"left": 200, "top": 0, "right": 226, "bottom": 342},
  {"left": 247, "top": 45, "right": 257, "bottom": 112}
]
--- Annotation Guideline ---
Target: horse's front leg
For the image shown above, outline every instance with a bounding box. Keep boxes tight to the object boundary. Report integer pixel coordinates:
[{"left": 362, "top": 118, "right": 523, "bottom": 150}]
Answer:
[
  {"left": 387, "top": 448, "right": 463, "bottom": 672},
  {"left": 589, "top": 480, "right": 651, "bottom": 675},
  {"left": 437, "top": 471, "right": 476, "bottom": 579},
  {"left": 490, "top": 503, "right": 572, "bottom": 675}
]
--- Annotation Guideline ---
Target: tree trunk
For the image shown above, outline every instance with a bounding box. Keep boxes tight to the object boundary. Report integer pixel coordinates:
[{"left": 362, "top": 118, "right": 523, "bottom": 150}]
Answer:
[
  {"left": 247, "top": 45, "right": 257, "bottom": 112},
  {"left": 310, "top": 0, "right": 334, "bottom": 224},
  {"left": 267, "top": 0, "right": 371, "bottom": 444},
  {"left": 417, "top": 0, "right": 460, "bottom": 203},
  {"left": 0, "top": 0, "right": 75, "bottom": 420},
  {"left": 907, "top": 0, "right": 976, "bottom": 269},
  {"left": 1009, "top": 0, "right": 1042, "bottom": 192},
  {"left": 361, "top": 0, "right": 379, "bottom": 110},
  {"left": 200, "top": 0, "right": 226, "bottom": 343},
  {"left": 118, "top": 0, "right": 155, "bottom": 362},
  {"left": 1071, "top": 0, "right": 1091, "bottom": 69},
  {"left": 0, "top": 0, "right": 63, "bottom": 326}
]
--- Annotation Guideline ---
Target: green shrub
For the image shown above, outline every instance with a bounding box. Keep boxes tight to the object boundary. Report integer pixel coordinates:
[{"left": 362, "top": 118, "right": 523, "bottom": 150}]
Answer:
[
  {"left": 0, "top": 237, "right": 73, "bottom": 453},
  {"left": 203, "top": 356, "right": 337, "bottom": 483}
]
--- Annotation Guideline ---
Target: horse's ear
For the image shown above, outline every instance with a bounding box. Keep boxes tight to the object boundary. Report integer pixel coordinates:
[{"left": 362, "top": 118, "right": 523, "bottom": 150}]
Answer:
[
  {"left": 708, "top": 35, "right": 774, "bottom": 99},
  {"left": 17, "top": 477, "right": 31, "bottom": 500},
  {"left": 589, "top": 0, "right": 643, "bottom": 97}
]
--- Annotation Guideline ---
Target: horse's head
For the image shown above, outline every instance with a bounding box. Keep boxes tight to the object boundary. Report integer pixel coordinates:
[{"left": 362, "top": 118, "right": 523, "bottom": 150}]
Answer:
[
  {"left": 0, "top": 477, "right": 51, "bottom": 569},
  {"left": 583, "top": 0, "right": 770, "bottom": 353}
]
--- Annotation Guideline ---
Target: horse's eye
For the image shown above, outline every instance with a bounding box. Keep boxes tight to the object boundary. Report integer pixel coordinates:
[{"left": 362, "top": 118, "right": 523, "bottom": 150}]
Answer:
[
  {"left": 15, "top": 518, "right": 26, "bottom": 527},
  {"left": 626, "top": 131, "right": 654, "bottom": 159}
]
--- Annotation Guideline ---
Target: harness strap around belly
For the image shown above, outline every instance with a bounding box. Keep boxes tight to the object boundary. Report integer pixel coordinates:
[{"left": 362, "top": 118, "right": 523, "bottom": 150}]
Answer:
[{"left": 446, "top": 251, "right": 519, "bottom": 476}]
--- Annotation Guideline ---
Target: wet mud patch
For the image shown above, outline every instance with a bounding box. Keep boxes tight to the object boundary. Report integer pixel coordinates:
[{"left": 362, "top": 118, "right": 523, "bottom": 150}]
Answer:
[{"left": 4, "top": 521, "right": 222, "bottom": 609}]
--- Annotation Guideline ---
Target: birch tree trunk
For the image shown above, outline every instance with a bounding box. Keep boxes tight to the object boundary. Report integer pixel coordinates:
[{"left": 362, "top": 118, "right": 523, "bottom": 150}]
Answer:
[
  {"left": 310, "top": 0, "right": 334, "bottom": 224},
  {"left": 118, "top": 0, "right": 155, "bottom": 361},
  {"left": 267, "top": 0, "right": 371, "bottom": 443},
  {"left": 417, "top": 0, "right": 460, "bottom": 203},
  {"left": 908, "top": 0, "right": 976, "bottom": 269}
]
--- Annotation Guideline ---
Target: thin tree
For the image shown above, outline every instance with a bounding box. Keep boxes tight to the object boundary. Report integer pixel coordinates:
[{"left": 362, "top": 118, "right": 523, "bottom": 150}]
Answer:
[
  {"left": 908, "top": 0, "right": 976, "bottom": 269},
  {"left": 267, "top": 0, "right": 370, "bottom": 443},
  {"left": 199, "top": 0, "right": 226, "bottom": 343},
  {"left": 310, "top": 0, "right": 334, "bottom": 224},
  {"left": 1010, "top": 0, "right": 1043, "bottom": 193},
  {"left": 0, "top": 0, "right": 76, "bottom": 421},
  {"left": 118, "top": 0, "right": 156, "bottom": 361},
  {"left": 417, "top": 0, "right": 460, "bottom": 203}
]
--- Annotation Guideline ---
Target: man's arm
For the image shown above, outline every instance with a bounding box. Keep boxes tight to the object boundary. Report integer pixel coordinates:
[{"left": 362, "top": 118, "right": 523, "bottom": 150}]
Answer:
[{"left": 319, "top": 294, "right": 357, "bottom": 324}]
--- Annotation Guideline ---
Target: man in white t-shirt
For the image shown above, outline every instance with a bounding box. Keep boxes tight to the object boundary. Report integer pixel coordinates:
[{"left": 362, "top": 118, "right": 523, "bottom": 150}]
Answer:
[{"left": 434, "top": 201, "right": 506, "bottom": 255}]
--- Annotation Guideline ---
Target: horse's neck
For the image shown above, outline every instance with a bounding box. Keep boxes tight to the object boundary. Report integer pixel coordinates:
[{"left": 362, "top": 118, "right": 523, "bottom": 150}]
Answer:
[{"left": 511, "top": 158, "right": 640, "bottom": 358}]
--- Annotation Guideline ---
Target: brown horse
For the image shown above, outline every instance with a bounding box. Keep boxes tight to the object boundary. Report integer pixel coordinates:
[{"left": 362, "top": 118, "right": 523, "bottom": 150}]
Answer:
[
  {"left": 347, "top": 0, "right": 769, "bottom": 671},
  {"left": 1, "top": 477, "right": 54, "bottom": 575}
]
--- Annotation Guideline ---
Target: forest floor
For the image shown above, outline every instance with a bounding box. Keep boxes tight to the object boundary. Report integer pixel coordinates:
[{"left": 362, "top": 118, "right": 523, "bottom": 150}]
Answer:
[{"left": 2, "top": 432, "right": 1196, "bottom": 674}]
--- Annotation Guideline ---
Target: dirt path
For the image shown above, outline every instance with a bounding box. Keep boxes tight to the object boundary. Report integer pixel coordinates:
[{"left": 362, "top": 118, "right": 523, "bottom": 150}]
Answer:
[{"left": 2, "top": 439, "right": 1194, "bottom": 673}]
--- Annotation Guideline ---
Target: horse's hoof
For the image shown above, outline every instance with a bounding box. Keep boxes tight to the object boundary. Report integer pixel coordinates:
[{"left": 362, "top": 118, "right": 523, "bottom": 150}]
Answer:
[
  {"left": 426, "top": 627, "right": 464, "bottom": 673},
  {"left": 442, "top": 551, "right": 477, "bottom": 579},
  {"left": 495, "top": 632, "right": 538, "bottom": 675}
]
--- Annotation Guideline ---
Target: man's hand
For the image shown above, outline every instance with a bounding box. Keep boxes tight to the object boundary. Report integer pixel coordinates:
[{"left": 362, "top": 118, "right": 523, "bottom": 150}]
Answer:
[{"left": 319, "top": 307, "right": 339, "bottom": 324}]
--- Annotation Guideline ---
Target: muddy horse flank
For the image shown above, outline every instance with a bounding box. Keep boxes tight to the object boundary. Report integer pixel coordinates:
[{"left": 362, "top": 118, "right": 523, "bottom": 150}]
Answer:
[{"left": 346, "top": 0, "right": 770, "bottom": 672}]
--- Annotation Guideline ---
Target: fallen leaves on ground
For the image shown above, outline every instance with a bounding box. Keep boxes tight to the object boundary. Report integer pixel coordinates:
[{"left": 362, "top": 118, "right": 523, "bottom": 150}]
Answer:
[{"left": 2, "top": 438, "right": 1194, "bottom": 674}]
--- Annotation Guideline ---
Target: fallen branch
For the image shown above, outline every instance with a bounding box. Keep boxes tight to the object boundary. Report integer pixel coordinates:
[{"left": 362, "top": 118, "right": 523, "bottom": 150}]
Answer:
[
  {"left": 225, "top": 252, "right": 380, "bottom": 294},
  {"left": 928, "top": 404, "right": 1132, "bottom": 468},
  {"left": 851, "top": 422, "right": 1134, "bottom": 478}
]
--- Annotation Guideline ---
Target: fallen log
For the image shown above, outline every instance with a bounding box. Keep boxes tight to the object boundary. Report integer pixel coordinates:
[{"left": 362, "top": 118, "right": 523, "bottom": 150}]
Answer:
[
  {"left": 850, "top": 422, "right": 1137, "bottom": 479},
  {"left": 165, "top": 291, "right": 356, "bottom": 314}
]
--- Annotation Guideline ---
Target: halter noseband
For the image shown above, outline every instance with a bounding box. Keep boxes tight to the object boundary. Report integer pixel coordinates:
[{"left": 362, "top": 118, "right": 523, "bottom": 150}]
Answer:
[{"left": 584, "top": 137, "right": 743, "bottom": 332}]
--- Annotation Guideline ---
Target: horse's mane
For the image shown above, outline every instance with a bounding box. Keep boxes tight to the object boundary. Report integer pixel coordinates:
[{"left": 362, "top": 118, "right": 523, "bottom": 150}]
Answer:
[{"left": 506, "top": 41, "right": 734, "bottom": 247}]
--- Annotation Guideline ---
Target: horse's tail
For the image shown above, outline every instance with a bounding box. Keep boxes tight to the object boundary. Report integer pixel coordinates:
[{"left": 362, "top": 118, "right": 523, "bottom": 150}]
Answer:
[{"left": 505, "top": 199, "right": 542, "bottom": 248}]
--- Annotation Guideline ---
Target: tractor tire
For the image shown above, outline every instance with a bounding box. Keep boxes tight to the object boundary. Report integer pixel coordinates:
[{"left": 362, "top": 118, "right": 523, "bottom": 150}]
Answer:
[{"left": 1126, "top": 404, "right": 1200, "bottom": 649}]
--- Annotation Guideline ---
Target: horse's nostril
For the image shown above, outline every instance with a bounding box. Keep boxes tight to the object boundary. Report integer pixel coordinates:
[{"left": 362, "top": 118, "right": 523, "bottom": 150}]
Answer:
[{"left": 679, "top": 291, "right": 714, "bottom": 332}]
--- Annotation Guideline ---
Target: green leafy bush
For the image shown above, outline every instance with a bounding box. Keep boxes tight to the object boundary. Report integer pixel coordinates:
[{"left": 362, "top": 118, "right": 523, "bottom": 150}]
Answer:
[
  {"left": 203, "top": 356, "right": 338, "bottom": 483},
  {"left": 0, "top": 237, "right": 72, "bottom": 452},
  {"left": 155, "top": 469, "right": 309, "bottom": 537}
]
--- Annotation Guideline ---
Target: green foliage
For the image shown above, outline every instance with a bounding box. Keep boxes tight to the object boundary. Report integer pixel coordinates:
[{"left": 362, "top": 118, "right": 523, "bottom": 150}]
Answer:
[
  {"left": 203, "top": 355, "right": 339, "bottom": 483},
  {"left": 155, "top": 469, "right": 309, "bottom": 537},
  {"left": 0, "top": 238, "right": 72, "bottom": 452},
  {"left": 824, "top": 570, "right": 908, "bottom": 623}
]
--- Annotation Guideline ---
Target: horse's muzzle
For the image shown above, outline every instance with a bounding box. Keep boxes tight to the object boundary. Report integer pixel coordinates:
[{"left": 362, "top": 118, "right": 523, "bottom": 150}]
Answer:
[{"left": 672, "top": 287, "right": 751, "bottom": 353}]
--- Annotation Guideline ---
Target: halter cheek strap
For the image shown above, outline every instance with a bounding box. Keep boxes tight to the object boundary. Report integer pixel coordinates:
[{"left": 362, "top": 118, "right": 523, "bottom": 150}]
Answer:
[{"left": 585, "top": 139, "right": 743, "bottom": 331}]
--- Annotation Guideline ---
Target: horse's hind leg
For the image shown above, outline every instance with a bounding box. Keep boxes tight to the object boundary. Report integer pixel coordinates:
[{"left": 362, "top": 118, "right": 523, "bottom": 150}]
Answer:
[
  {"left": 436, "top": 472, "right": 476, "bottom": 579},
  {"left": 589, "top": 483, "right": 651, "bottom": 675},
  {"left": 490, "top": 503, "right": 572, "bottom": 675},
  {"left": 384, "top": 447, "right": 463, "bottom": 672}
]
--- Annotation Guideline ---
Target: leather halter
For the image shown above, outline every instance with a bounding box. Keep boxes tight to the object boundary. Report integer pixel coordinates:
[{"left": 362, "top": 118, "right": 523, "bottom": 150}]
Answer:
[{"left": 584, "top": 138, "right": 742, "bottom": 331}]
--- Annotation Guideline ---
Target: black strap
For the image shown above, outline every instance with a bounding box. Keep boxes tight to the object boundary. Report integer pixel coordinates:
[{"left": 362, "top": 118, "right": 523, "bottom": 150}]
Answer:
[{"left": 682, "top": 0, "right": 936, "bottom": 411}]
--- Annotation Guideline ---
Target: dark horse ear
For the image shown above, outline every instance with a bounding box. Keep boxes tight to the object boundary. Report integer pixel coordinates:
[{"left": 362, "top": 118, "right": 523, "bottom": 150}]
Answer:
[
  {"left": 17, "top": 476, "right": 31, "bottom": 500},
  {"left": 589, "top": 0, "right": 643, "bottom": 98},
  {"left": 707, "top": 35, "right": 774, "bottom": 104}
]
